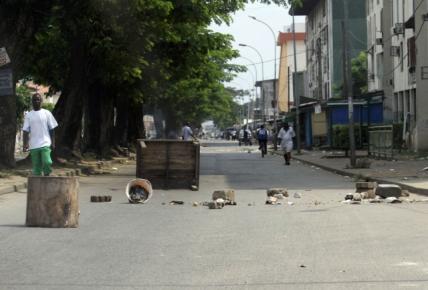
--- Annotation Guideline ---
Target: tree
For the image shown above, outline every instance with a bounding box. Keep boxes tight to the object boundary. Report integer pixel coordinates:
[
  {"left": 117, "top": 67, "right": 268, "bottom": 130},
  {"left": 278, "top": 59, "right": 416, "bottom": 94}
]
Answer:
[
  {"left": 351, "top": 51, "right": 368, "bottom": 96},
  {"left": 0, "top": 0, "right": 294, "bottom": 164}
]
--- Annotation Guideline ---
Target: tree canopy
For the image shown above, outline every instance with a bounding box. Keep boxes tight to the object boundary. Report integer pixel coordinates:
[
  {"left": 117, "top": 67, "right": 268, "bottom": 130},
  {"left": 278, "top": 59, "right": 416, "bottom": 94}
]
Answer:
[{"left": 0, "top": 0, "right": 293, "bottom": 165}]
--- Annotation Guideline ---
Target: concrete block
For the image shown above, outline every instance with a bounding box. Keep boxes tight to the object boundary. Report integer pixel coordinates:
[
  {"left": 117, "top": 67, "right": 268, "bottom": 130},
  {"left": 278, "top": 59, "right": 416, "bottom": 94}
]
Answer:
[
  {"left": 267, "top": 188, "right": 288, "bottom": 197},
  {"left": 375, "top": 184, "right": 402, "bottom": 198},
  {"left": 212, "top": 189, "right": 235, "bottom": 201},
  {"left": 356, "top": 182, "right": 377, "bottom": 190},
  {"left": 360, "top": 189, "right": 376, "bottom": 199}
]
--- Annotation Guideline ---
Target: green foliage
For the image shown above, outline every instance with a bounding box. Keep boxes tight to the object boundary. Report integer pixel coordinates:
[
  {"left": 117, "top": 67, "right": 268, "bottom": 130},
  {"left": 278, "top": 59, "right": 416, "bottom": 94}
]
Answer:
[
  {"left": 331, "top": 124, "right": 368, "bottom": 150},
  {"left": 42, "top": 102, "right": 55, "bottom": 112},
  {"left": 351, "top": 51, "right": 368, "bottom": 96},
  {"left": 15, "top": 84, "right": 32, "bottom": 127}
]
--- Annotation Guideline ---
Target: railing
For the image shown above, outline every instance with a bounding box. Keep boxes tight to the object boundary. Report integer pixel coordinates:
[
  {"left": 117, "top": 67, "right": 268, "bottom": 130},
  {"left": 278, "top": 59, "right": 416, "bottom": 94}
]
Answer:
[{"left": 368, "top": 125, "right": 394, "bottom": 160}]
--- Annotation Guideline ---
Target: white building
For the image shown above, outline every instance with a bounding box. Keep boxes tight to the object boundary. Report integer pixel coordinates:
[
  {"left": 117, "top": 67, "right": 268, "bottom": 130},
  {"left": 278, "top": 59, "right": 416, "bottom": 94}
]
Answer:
[
  {"left": 368, "top": 0, "right": 428, "bottom": 151},
  {"left": 277, "top": 23, "right": 307, "bottom": 112}
]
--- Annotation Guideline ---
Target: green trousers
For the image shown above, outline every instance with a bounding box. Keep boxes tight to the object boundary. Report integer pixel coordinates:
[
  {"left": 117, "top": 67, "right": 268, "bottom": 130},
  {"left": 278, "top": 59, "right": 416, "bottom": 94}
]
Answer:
[{"left": 30, "top": 146, "right": 52, "bottom": 176}]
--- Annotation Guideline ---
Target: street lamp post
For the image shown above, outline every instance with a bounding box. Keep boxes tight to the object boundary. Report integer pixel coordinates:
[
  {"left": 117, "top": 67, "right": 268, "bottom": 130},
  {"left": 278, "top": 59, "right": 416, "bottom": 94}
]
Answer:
[
  {"left": 239, "top": 43, "right": 265, "bottom": 123},
  {"left": 249, "top": 16, "right": 278, "bottom": 150},
  {"left": 240, "top": 56, "right": 259, "bottom": 128}
]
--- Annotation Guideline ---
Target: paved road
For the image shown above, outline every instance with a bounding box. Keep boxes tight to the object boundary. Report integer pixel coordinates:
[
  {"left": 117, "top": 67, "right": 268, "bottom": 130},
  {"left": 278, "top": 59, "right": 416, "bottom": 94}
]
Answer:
[{"left": 1, "top": 141, "right": 428, "bottom": 289}]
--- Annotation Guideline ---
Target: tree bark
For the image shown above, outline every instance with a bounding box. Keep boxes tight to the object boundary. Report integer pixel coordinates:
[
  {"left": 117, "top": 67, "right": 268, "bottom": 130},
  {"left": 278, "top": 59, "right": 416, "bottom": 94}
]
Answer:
[
  {"left": 114, "top": 95, "right": 130, "bottom": 147},
  {"left": 53, "top": 40, "right": 87, "bottom": 159}
]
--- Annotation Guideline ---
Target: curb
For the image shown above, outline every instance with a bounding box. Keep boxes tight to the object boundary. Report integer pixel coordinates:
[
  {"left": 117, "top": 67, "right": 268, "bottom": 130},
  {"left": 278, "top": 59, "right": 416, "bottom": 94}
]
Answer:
[
  {"left": 0, "top": 182, "right": 27, "bottom": 196},
  {"left": 291, "top": 155, "right": 428, "bottom": 197},
  {"left": 0, "top": 168, "right": 78, "bottom": 196}
]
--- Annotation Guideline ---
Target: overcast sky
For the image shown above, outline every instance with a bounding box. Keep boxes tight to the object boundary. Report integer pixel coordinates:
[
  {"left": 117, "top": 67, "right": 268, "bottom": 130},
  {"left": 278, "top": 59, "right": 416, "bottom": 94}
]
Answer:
[{"left": 210, "top": 2, "right": 305, "bottom": 102}]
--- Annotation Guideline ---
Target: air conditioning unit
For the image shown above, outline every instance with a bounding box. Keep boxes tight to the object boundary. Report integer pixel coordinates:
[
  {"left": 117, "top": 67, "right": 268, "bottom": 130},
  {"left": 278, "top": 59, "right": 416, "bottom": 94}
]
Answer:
[
  {"left": 393, "top": 23, "right": 404, "bottom": 35},
  {"left": 368, "top": 73, "right": 375, "bottom": 80},
  {"left": 376, "top": 38, "right": 383, "bottom": 45},
  {"left": 390, "top": 46, "right": 400, "bottom": 57}
]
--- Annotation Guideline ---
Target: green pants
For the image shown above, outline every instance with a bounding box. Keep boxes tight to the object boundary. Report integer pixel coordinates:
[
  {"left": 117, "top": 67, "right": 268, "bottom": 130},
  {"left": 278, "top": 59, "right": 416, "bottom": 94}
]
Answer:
[{"left": 30, "top": 146, "right": 52, "bottom": 176}]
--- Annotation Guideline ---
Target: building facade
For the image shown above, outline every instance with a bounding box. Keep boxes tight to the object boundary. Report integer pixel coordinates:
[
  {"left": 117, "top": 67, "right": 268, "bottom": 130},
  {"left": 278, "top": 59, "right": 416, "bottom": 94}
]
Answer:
[
  {"left": 294, "top": 0, "right": 367, "bottom": 100},
  {"left": 367, "top": 0, "right": 428, "bottom": 151},
  {"left": 277, "top": 23, "right": 307, "bottom": 112}
]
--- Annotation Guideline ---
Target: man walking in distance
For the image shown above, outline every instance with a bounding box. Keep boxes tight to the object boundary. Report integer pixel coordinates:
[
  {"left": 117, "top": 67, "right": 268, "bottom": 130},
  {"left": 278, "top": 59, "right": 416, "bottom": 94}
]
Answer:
[
  {"left": 278, "top": 122, "right": 295, "bottom": 165},
  {"left": 257, "top": 124, "right": 268, "bottom": 157},
  {"left": 181, "top": 122, "right": 194, "bottom": 141},
  {"left": 23, "top": 93, "right": 58, "bottom": 176}
]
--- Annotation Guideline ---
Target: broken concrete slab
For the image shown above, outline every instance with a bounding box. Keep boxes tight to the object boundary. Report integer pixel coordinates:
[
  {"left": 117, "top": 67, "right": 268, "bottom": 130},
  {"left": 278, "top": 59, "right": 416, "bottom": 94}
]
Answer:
[
  {"left": 208, "top": 201, "right": 223, "bottom": 209},
  {"left": 212, "top": 189, "right": 235, "bottom": 202},
  {"left": 375, "top": 184, "right": 402, "bottom": 198},
  {"left": 356, "top": 182, "right": 377, "bottom": 190},
  {"left": 267, "top": 188, "right": 288, "bottom": 197},
  {"left": 352, "top": 193, "right": 362, "bottom": 202},
  {"left": 265, "top": 196, "right": 278, "bottom": 205}
]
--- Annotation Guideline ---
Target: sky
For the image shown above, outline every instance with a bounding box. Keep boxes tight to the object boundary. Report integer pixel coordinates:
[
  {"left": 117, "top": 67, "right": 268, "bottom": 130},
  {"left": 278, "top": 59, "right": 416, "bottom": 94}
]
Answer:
[{"left": 210, "top": 2, "right": 305, "bottom": 103}]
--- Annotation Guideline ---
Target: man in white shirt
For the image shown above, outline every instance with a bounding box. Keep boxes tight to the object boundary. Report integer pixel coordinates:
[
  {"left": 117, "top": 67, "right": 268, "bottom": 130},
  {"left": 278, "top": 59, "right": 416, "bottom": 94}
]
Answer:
[
  {"left": 181, "top": 122, "right": 194, "bottom": 141},
  {"left": 23, "top": 93, "right": 58, "bottom": 176},
  {"left": 278, "top": 122, "right": 295, "bottom": 165}
]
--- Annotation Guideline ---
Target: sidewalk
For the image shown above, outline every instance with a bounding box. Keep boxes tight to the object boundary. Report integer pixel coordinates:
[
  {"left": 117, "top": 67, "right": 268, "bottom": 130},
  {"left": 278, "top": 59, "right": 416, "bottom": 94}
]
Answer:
[
  {"left": 0, "top": 156, "right": 134, "bottom": 196},
  {"left": 289, "top": 149, "right": 428, "bottom": 196}
]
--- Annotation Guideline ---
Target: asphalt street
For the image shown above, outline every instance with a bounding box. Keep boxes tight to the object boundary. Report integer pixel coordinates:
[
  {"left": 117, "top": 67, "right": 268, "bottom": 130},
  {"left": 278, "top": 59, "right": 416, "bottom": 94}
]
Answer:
[{"left": 1, "top": 140, "right": 428, "bottom": 289}]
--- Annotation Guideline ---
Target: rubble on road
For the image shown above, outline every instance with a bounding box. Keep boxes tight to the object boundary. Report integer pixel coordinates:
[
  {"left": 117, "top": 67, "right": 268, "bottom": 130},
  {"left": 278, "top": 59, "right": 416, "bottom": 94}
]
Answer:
[
  {"left": 212, "top": 189, "right": 235, "bottom": 203},
  {"left": 169, "top": 200, "right": 184, "bottom": 205},
  {"left": 208, "top": 200, "right": 224, "bottom": 209},
  {"left": 375, "top": 184, "right": 402, "bottom": 198},
  {"left": 265, "top": 196, "right": 279, "bottom": 205},
  {"left": 401, "top": 189, "right": 410, "bottom": 197},
  {"left": 293, "top": 192, "right": 302, "bottom": 198},
  {"left": 385, "top": 197, "right": 402, "bottom": 203},
  {"left": 267, "top": 188, "right": 288, "bottom": 198}
]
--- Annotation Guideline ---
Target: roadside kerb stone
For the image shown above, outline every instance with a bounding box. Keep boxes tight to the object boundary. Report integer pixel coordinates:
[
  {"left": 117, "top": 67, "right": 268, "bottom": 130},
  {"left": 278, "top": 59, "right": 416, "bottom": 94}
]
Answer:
[
  {"left": 291, "top": 154, "right": 428, "bottom": 197},
  {"left": 0, "top": 185, "right": 16, "bottom": 195}
]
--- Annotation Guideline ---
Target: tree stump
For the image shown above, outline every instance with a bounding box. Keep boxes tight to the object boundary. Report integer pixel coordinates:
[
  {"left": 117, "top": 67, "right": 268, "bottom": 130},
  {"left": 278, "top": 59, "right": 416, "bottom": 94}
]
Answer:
[{"left": 26, "top": 176, "right": 79, "bottom": 228}]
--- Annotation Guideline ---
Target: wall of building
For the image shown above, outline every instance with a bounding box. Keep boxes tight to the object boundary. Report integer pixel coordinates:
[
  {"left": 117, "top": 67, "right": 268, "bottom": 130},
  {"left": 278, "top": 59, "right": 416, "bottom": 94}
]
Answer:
[
  {"left": 306, "top": 0, "right": 329, "bottom": 100},
  {"left": 390, "top": 0, "right": 417, "bottom": 149},
  {"left": 415, "top": 0, "right": 428, "bottom": 151}
]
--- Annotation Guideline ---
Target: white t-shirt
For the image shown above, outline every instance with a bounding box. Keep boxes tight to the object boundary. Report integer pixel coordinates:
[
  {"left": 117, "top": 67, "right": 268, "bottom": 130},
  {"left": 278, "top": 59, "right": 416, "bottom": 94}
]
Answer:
[
  {"left": 22, "top": 109, "right": 58, "bottom": 150},
  {"left": 182, "top": 126, "right": 193, "bottom": 141},
  {"left": 278, "top": 127, "right": 295, "bottom": 143}
]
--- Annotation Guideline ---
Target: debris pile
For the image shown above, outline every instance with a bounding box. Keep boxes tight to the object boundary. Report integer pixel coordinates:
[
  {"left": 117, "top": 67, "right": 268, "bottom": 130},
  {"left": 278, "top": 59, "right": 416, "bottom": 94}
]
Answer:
[
  {"left": 205, "top": 190, "right": 237, "bottom": 209},
  {"left": 343, "top": 182, "right": 412, "bottom": 204},
  {"left": 265, "top": 188, "right": 290, "bottom": 205}
]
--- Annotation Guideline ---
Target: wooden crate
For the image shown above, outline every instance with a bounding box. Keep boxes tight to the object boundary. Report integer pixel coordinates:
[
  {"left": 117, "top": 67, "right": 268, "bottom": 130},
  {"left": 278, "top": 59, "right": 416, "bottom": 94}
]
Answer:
[{"left": 136, "top": 139, "right": 200, "bottom": 189}]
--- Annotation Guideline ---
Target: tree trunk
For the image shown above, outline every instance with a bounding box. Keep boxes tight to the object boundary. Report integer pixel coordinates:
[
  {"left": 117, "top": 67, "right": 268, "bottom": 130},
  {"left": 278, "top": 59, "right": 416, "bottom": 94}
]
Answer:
[
  {"left": 114, "top": 95, "right": 130, "bottom": 147},
  {"left": 128, "top": 102, "right": 145, "bottom": 144},
  {"left": 82, "top": 85, "right": 115, "bottom": 157},
  {"left": 53, "top": 41, "right": 87, "bottom": 159},
  {"left": 0, "top": 66, "right": 16, "bottom": 168},
  {"left": 26, "top": 176, "right": 79, "bottom": 228}
]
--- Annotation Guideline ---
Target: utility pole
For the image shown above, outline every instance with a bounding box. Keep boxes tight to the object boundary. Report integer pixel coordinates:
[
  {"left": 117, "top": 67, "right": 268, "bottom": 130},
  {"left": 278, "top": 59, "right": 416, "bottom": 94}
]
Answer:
[
  {"left": 292, "top": 6, "right": 301, "bottom": 154},
  {"left": 342, "top": 0, "right": 356, "bottom": 167}
]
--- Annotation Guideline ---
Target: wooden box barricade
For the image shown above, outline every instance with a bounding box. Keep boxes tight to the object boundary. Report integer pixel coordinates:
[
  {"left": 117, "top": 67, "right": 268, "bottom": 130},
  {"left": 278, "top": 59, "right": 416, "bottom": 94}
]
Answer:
[{"left": 136, "top": 139, "right": 200, "bottom": 189}]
